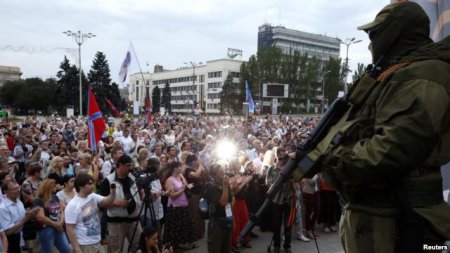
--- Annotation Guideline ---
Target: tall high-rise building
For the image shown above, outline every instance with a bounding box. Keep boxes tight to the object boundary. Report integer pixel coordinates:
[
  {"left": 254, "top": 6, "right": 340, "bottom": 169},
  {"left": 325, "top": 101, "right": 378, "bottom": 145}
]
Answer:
[{"left": 258, "top": 24, "right": 341, "bottom": 60}]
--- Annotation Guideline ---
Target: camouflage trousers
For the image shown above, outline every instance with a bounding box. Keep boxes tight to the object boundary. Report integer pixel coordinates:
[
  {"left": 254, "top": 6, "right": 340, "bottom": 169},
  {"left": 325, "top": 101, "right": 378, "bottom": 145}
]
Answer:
[
  {"left": 339, "top": 208, "right": 449, "bottom": 253},
  {"left": 339, "top": 208, "right": 397, "bottom": 253}
]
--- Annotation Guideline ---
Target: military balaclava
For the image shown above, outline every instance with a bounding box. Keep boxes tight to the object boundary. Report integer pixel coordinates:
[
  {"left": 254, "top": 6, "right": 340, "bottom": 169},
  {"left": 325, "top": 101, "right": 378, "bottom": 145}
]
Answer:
[{"left": 358, "top": 2, "right": 433, "bottom": 69}]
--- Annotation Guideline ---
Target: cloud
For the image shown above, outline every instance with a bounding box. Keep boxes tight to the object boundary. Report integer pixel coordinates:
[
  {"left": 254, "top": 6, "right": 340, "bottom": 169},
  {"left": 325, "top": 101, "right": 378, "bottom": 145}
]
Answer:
[{"left": 0, "top": 0, "right": 389, "bottom": 82}]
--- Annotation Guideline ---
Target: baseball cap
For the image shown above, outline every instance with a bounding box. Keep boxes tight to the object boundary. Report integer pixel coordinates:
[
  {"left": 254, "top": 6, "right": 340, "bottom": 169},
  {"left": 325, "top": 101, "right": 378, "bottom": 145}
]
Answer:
[{"left": 357, "top": 2, "right": 402, "bottom": 31}]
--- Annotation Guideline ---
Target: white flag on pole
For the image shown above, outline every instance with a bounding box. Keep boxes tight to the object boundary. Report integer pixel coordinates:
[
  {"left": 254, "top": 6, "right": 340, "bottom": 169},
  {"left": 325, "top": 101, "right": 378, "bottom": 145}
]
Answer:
[{"left": 118, "top": 44, "right": 133, "bottom": 86}]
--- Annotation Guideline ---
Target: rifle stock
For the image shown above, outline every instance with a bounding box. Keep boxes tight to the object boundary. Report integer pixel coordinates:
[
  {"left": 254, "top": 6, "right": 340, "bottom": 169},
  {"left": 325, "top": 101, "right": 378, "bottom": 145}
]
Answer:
[{"left": 238, "top": 97, "right": 349, "bottom": 242}]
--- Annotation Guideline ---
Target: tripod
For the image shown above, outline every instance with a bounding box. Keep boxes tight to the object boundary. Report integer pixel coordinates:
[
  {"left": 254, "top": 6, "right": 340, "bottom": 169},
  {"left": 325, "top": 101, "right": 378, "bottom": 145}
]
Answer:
[{"left": 128, "top": 188, "right": 158, "bottom": 253}]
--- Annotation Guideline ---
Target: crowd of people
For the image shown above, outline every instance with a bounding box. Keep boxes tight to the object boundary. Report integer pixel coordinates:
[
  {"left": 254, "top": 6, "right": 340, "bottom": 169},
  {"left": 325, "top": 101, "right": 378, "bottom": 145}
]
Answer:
[{"left": 0, "top": 112, "right": 342, "bottom": 253}]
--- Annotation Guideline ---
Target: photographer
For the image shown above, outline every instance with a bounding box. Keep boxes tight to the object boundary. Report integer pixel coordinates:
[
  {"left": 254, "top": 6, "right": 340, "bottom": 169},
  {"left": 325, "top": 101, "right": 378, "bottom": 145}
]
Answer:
[
  {"left": 265, "top": 147, "right": 295, "bottom": 253},
  {"left": 134, "top": 157, "right": 165, "bottom": 235},
  {"left": 99, "top": 155, "right": 143, "bottom": 253},
  {"left": 203, "top": 163, "right": 232, "bottom": 253}
]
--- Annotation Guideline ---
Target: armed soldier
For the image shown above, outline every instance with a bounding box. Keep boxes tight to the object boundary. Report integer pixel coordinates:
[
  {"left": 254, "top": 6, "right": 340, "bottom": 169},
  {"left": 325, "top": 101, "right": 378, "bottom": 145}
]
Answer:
[{"left": 318, "top": 2, "right": 450, "bottom": 252}]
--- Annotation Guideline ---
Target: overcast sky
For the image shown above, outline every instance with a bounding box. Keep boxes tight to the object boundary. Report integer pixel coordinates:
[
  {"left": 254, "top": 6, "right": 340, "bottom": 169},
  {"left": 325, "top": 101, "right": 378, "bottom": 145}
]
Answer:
[{"left": 0, "top": 0, "right": 389, "bottom": 83}]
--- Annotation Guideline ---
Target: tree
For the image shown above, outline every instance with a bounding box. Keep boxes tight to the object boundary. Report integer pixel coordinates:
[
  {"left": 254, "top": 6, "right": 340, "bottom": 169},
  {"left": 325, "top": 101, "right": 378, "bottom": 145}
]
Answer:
[
  {"left": 219, "top": 72, "right": 239, "bottom": 113},
  {"left": 55, "top": 56, "right": 78, "bottom": 114},
  {"left": 239, "top": 46, "right": 348, "bottom": 113},
  {"left": 152, "top": 86, "right": 161, "bottom": 113},
  {"left": 161, "top": 82, "right": 172, "bottom": 113},
  {"left": 0, "top": 78, "right": 57, "bottom": 114},
  {"left": 352, "top": 63, "right": 366, "bottom": 83},
  {"left": 323, "top": 57, "right": 345, "bottom": 104},
  {"left": 88, "top": 52, "right": 122, "bottom": 116}
]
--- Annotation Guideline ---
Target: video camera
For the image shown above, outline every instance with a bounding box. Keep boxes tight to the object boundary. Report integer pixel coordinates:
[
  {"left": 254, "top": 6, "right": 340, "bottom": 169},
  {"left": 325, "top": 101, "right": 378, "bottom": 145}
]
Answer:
[{"left": 134, "top": 170, "right": 160, "bottom": 198}]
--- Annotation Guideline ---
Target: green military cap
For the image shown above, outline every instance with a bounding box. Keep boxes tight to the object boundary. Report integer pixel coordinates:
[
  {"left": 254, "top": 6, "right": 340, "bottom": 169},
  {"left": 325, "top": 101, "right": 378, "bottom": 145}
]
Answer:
[{"left": 357, "top": 2, "right": 403, "bottom": 31}]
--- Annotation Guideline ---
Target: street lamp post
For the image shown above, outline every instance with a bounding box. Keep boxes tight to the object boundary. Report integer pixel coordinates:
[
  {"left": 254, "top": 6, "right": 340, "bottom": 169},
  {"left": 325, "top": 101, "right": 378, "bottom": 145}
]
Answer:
[
  {"left": 341, "top": 38, "right": 362, "bottom": 92},
  {"left": 63, "top": 30, "right": 95, "bottom": 116},
  {"left": 184, "top": 61, "right": 202, "bottom": 112}
]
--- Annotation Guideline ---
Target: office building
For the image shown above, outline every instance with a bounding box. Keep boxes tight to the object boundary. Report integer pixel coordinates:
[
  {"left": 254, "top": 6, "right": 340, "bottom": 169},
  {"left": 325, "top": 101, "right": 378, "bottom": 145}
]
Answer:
[
  {"left": 258, "top": 24, "right": 341, "bottom": 60},
  {"left": 128, "top": 58, "right": 243, "bottom": 114}
]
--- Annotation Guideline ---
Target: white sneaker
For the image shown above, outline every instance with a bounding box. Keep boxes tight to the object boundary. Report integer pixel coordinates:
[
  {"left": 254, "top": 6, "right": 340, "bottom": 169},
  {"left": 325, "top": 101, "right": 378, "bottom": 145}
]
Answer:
[
  {"left": 297, "top": 235, "right": 310, "bottom": 242},
  {"left": 324, "top": 227, "right": 331, "bottom": 233}
]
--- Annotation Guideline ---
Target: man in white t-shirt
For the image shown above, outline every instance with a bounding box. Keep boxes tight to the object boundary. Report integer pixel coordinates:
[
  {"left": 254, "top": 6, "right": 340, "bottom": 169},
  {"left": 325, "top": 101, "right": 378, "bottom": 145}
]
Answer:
[
  {"left": 120, "top": 129, "right": 134, "bottom": 155},
  {"left": 65, "top": 173, "right": 116, "bottom": 253}
]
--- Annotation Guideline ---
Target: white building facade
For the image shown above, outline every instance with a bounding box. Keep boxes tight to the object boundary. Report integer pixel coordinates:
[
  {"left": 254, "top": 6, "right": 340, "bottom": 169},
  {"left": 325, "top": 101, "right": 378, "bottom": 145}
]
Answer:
[{"left": 128, "top": 58, "right": 244, "bottom": 114}]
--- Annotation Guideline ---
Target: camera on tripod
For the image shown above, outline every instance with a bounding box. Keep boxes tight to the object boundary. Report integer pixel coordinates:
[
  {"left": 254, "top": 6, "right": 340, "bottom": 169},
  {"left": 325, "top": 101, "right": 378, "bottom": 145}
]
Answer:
[{"left": 134, "top": 171, "right": 160, "bottom": 198}]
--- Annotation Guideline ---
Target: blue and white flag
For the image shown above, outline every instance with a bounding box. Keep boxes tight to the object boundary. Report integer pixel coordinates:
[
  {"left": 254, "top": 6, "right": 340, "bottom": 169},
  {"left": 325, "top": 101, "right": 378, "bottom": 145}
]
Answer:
[
  {"left": 245, "top": 80, "right": 255, "bottom": 113},
  {"left": 118, "top": 44, "right": 132, "bottom": 86}
]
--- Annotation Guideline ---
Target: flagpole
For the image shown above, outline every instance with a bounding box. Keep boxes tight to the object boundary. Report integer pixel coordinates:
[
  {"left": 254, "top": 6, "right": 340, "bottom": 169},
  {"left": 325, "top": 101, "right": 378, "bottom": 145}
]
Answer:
[{"left": 130, "top": 42, "right": 149, "bottom": 102}]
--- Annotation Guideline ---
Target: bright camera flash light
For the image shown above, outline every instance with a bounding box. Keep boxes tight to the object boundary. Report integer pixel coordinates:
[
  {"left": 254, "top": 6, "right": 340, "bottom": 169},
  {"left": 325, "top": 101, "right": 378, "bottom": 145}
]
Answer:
[{"left": 215, "top": 139, "right": 237, "bottom": 162}]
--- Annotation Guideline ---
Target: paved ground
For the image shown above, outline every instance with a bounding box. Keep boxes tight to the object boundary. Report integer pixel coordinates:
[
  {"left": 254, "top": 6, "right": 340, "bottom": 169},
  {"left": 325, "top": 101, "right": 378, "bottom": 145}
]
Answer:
[{"left": 187, "top": 222, "right": 344, "bottom": 253}]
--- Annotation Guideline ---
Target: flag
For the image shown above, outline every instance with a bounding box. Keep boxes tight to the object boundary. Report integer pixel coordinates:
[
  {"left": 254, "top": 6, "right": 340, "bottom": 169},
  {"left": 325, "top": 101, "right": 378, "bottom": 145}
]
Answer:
[
  {"left": 87, "top": 86, "right": 107, "bottom": 153},
  {"left": 144, "top": 90, "right": 152, "bottom": 125},
  {"left": 105, "top": 98, "right": 121, "bottom": 117},
  {"left": 245, "top": 80, "right": 255, "bottom": 113},
  {"left": 118, "top": 45, "right": 132, "bottom": 85},
  {"left": 391, "top": 0, "right": 450, "bottom": 41}
]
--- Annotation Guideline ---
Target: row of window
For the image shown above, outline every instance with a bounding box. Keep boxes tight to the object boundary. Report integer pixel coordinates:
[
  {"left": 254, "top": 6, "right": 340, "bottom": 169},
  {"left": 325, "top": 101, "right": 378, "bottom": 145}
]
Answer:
[
  {"left": 207, "top": 93, "right": 220, "bottom": 99},
  {"left": 208, "top": 71, "right": 222, "bottom": 78},
  {"left": 152, "top": 75, "right": 198, "bottom": 85},
  {"left": 207, "top": 103, "right": 220, "bottom": 109},
  {"left": 230, "top": 72, "right": 240, "bottom": 78},
  {"left": 172, "top": 95, "right": 197, "bottom": 101},
  {"left": 207, "top": 82, "right": 222, "bottom": 89},
  {"left": 135, "top": 71, "right": 238, "bottom": 87},
  {"left": 170, "top": 86, "right": 196, "bottom": 92},
  {"left": 172, "top": 104, "right": 195, "bottom": 110},
  {"left": 134, "top": 80, "right": 150, "bottom": 85}
]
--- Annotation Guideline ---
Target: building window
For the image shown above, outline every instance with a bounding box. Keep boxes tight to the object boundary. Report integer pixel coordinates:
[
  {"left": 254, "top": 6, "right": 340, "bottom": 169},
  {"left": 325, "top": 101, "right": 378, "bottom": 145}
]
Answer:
[
  {"left": 207, "top": 82, "right": 222, "bottom": 89},
  {"left": 200, "top": 75, "right": 205, "bottom": 82},
  {"left": 207, "top": 103, "right": 219, "bottom": 109},
  {"left": 208, "top": 71, "right": 222, "bottom": 78},
  {"left": 230, "top": 72, "right": 240, "bottom": 78},
  {"left": 207, "top": 93, "right": 220, "bottom": 99}
]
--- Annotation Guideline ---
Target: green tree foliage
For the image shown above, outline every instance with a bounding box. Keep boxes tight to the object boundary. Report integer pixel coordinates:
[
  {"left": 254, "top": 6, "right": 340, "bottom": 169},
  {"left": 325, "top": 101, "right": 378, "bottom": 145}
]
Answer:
[
  {"left": 239, "top": 47, "right": 347, "bottom": 113},
  {"left": 0, "top": 78, "right": 57, "bottom": 114},
  {"left": 161, "top": 82, "right": 172, "bottom": 113},
  {"left": 219, "top": 72, "right": 239, "bottom": 113},
  {"left": 323, "top": 57, "right": 345, "bottom": 104},
  {"left": 88, "top": 52, "right": 123, "bottom": 116},
  {"left": 55, "top": 56, "right": 85, "bottom": 114},
  {"left": 152, "top": 86, "right": 161, "bottom": 113}
]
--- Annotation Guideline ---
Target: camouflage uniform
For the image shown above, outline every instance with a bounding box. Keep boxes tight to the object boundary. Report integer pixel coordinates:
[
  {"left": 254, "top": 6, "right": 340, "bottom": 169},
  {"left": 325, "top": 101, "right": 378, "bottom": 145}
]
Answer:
[{"left": 321, "top": 2, "right": 450, "bottom": 252}]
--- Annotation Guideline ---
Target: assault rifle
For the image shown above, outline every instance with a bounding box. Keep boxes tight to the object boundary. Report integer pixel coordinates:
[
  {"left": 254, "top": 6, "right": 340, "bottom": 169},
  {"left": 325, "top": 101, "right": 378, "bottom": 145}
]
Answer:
[{"left": 238, "top": 95, "right": 350, "bottom": 242}]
